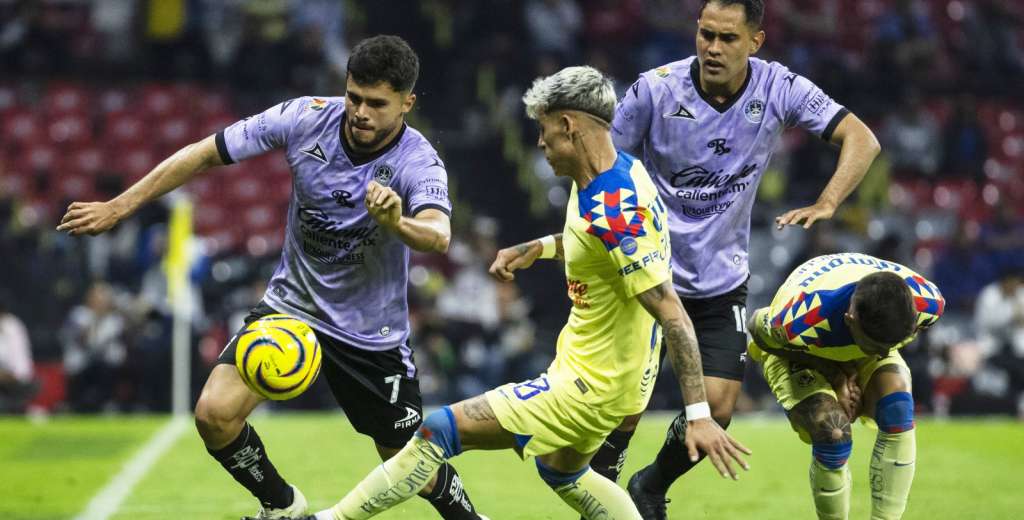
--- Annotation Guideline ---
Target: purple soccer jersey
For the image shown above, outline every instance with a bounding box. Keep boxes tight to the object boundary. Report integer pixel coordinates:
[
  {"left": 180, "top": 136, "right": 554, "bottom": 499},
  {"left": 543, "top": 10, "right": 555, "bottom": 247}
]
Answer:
[
  {"left": 612, "top": 57, "right": 849, "bottom": 297},
  {"left": 216, "top": 96, "right": 451, "bottom": 356}
]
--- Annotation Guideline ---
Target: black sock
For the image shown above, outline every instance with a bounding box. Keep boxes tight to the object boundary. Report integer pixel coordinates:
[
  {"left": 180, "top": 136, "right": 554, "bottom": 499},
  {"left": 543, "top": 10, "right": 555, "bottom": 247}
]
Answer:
[
  {"left": 207, "top": 422, "right": 293, "bottom": 509},
  {"left": 644, "top": 412, "right": 702, "bottom": 495},
  {"left": 589, "top": 428, "right": 636, "bottom": 483},
  {"left": 423, "top": 462, "right": 480, "bottom": 520}
]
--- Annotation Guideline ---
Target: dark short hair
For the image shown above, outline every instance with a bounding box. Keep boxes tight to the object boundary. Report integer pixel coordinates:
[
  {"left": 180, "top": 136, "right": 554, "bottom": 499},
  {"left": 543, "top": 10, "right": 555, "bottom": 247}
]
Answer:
[
  {"left": 700, "top": 0, "right": 765, "bottom": 29},
  {"left": 852, "top": 272, "right": 917, "bottom": 344},
  {"left": 346, "top": 35, "right": 420, "bottom": 93}
]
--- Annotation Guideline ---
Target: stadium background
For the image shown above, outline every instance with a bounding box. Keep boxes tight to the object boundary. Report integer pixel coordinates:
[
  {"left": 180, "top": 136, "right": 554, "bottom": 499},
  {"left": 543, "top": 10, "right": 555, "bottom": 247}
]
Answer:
[{"left": 3, "top": 0, "right": 1024, "bottom": 426}]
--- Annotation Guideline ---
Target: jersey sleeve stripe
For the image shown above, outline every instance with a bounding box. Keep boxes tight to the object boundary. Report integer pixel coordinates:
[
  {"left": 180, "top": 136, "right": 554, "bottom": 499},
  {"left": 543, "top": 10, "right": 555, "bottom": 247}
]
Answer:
[
  {"left": 821, "top": 107, "right": 850, "bottom": 142},
  {"left": 215, "top": 130, "right": 235, "bottom": 165},
  {"left": 410, "top": 203, "right": 451, "bottom": 218}
]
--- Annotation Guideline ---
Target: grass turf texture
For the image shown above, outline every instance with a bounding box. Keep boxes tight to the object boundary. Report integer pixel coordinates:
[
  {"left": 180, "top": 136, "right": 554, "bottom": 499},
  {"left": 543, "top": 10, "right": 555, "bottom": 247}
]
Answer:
[{"left": 0, "top": 413, "right": 1020, "bottom": 519}]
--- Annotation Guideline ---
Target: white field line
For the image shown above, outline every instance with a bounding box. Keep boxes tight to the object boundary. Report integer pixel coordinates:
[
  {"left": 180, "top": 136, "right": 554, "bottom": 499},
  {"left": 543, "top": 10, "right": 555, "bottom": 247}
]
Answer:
[{"left": 73, "top": 416, "right": 190, "bottom": 520}]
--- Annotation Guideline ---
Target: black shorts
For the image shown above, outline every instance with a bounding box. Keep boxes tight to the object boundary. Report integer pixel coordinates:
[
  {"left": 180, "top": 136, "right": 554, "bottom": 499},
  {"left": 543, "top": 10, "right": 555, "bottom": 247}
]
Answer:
[
  {"left": 677, "top": 281, "right": 749, "bottom": 381},
  {"left": 218, "top": 301, "right": 423, "bottom": 448}
]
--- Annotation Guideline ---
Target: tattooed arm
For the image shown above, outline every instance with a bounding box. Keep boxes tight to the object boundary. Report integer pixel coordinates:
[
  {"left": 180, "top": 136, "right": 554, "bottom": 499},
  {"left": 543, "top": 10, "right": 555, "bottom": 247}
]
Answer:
[
  {"left": 488, "top": 233, "right": 563, "bottom": 282},
  {"left": 635, "top": 280, "right": 705, "bottom": 406},
  {"left": 636, "top": 280, "right": 751, "bottom": 478}
]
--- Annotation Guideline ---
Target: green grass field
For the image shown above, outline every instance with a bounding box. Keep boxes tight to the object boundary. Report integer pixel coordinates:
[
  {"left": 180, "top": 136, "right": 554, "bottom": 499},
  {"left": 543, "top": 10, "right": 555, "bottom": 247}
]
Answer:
[{"left": 1, "top": 413, "right": 1020, "bottom": 519}]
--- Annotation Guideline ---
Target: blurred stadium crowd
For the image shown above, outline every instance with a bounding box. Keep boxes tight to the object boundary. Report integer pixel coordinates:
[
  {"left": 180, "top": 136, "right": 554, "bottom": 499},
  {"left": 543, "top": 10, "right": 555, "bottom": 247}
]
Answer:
[{"left": 1, "top": 0, "right": 1023, "bottom": 419}]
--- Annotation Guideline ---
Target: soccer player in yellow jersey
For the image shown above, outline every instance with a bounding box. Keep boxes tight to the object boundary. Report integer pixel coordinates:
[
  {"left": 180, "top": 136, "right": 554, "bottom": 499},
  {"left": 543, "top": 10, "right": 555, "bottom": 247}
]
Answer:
[
  {"left": 301, "top": 66, "right": 749, "bottom": 520},
  {"left": 747, "top": 253, "right": 945, "bottom": 520}
]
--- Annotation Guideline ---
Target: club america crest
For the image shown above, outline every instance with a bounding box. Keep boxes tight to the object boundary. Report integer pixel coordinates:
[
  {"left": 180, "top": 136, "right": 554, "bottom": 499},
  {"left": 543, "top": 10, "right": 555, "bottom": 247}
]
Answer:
[
  {"left": 744, "top": 98, "right": 765, "bottom": 123},
  {"left": 373, "top": 163, "right": 395, "bottom": 185}
]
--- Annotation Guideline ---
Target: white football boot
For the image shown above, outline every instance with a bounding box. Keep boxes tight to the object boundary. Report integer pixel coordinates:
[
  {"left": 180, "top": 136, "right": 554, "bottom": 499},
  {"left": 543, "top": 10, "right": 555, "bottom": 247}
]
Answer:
[{"left": 243, "top": 485, "right": 308, "bottom": 520}]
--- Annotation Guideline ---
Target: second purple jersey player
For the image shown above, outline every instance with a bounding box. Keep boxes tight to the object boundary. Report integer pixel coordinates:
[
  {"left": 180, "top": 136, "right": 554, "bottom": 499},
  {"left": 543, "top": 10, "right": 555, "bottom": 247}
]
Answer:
[{"left": 581, "top": 2, "right": 883, "bottom": 519}]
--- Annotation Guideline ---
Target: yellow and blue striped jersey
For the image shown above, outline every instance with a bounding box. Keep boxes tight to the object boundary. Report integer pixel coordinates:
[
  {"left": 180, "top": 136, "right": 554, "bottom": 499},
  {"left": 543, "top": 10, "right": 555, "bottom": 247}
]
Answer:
[
  {"left": 550, "top": 151, "right": 671, "bottom": 416},
  {"left": 751, "top": 253, "right": 945, "bottom": 362}
]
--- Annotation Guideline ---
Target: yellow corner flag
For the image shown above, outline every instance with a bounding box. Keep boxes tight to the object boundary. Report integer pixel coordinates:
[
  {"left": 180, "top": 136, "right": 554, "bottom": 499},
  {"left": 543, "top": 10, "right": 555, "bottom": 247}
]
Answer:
[{"left": 165, "top": 198, "right": 193, "bottom": 302}]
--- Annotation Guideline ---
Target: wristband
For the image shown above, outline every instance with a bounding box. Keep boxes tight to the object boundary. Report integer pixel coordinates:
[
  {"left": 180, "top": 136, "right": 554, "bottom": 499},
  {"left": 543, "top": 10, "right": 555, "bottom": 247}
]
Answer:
[
  {"left": 685, "top": 401, "right": 711, "bottom": 421},
  {"left": 539, "top": 234, "right": 557, "bottom": 259}
]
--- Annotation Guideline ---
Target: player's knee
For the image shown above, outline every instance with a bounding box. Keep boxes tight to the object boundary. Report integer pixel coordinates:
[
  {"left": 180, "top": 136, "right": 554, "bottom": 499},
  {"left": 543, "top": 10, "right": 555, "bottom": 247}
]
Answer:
[
  {"left": 416, "top": 406, "right": 461, "bottom": 459},
  {"left": 194, "top": 395, "right": 244, "bottom": 440},
  {"left": 875, "top": 391, "right": 915, "bottom": 433},
  {"left": 536, "top": 459, "right": 588, "bottom": 489},
  {"left": 812, "top": 440, "right": 852, "bottom": 470}
]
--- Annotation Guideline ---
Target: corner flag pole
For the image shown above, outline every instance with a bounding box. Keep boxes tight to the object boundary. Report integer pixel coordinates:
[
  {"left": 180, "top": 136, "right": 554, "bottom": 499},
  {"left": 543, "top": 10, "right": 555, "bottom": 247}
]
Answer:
[{"left": 166, "top": 196, "right": 194, "bottom": 416}]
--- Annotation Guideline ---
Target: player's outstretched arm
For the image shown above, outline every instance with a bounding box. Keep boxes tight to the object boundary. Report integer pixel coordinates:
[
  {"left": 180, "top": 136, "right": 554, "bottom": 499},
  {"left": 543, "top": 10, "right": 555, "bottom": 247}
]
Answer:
[
  {"left": 365, "top": 180, "right": 451, "bottom": 253},
  {"left": 57, "top": 135, "right": 225, "bottom": 236},
  {"left": 775, "top": 112, "right": 880, "bottom": 229},
  {"left": 487, "top": 233, "right": 563, "bottom": 282},
  {"left": 637, "top": 280, "right": 751, "bottom": 480}
]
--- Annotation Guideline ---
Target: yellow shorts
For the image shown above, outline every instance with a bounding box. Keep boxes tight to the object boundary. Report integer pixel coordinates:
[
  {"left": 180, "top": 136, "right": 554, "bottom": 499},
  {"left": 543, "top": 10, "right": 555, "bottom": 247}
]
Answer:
[
  {"left": 751, "top": 343, "right": 909, "bottom": 444},
  {"left": 485, "top": 372, "right": 623, "bottom": 458}
]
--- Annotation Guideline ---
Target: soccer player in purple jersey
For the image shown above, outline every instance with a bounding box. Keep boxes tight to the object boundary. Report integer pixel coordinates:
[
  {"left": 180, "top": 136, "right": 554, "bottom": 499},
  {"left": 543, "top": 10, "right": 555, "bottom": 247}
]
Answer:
[
  {"left": 598, "top": 1, "right": 882, "bottom": 517},
  {"left": 57, "top": 35, "right": 485, "bottom": 520}
]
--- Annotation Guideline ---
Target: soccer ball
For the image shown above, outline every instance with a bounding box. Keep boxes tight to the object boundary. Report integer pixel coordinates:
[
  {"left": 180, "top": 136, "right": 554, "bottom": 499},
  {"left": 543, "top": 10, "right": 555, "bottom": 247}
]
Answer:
[{"left": 235, "top": 314, "right": 322, "bottom": 400}]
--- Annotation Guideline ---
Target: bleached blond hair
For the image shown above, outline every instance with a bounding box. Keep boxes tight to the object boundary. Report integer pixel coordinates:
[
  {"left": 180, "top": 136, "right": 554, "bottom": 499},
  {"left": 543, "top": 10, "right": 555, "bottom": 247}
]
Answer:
[{"left": 522, "top": 66, "right": 616, "bottom": 124}]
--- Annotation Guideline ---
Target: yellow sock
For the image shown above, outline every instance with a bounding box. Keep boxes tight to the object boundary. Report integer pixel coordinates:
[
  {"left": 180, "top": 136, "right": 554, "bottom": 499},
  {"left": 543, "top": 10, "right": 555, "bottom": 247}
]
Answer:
[
  {"left": 869, "top": 430, "right": 916, "bottom": 520},
  {"left": 553, "top": 468, "right": 642, "bottom": 520},
  {"left": 327, "top": 436, "right": 446, "bottom": 520},
  {"left": 809, "top": 460, "right": 851, "bottom": 520}
]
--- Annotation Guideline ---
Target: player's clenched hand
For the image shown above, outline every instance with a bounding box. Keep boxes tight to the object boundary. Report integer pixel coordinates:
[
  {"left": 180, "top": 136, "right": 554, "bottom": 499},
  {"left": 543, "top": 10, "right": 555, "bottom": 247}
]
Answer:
[
  {"left": 56, "top": 201, "right": 123, "bottom": 236},
  {"left": 775, "top": 201, "right": 836, "bottom": 230},
  {"left": 365, "top": 180, "right": 402, "bottom": 229},
  {"left": 684, "top": 418, "right": 751, "bottom": 480},
  {"left": 832, "top": 369, "right": 862, "bottom": 420},
  {"left": 489, "top": 242, "right": 541, "bottom": 282}
]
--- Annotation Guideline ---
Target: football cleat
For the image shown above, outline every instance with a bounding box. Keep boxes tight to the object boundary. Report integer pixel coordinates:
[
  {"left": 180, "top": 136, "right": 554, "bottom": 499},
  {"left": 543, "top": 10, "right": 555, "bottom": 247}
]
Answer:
[
  {"left": 628, "top": 468, "right": 670, "bottom": 520},
  {"left": 241, "top": 485, "right": 308, "bottom": 520}
]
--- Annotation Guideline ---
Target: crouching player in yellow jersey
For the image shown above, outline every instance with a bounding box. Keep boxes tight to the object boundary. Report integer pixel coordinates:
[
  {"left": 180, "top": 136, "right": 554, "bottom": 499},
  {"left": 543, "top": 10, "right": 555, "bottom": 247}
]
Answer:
[
  {"left": 747, "top": 253, "right": 944, "bottom": 520},
  {"left": 300, "top": 66, "right": 750, "bottom": 520}
]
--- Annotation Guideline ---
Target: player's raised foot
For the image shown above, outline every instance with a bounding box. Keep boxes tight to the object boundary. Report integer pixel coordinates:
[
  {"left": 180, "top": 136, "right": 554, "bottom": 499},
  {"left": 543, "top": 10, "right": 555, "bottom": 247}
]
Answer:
[
  {"left": 241, "top": 485, "right": 308, "bottom": 520},
  {"left": 627, "top": 467, "right": 670, "bottom": 520}
]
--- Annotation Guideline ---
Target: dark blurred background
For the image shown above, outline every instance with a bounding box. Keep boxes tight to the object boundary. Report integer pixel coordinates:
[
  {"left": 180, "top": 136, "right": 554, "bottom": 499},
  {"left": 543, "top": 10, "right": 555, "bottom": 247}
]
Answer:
[{"left": 1, "top": 0, "right": 1022, "bottom": 419}]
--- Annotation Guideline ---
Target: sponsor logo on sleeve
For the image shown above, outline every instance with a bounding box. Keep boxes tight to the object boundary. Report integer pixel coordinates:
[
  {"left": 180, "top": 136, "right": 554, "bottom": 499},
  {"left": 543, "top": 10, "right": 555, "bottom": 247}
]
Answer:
[
  {"left": 307, "top": 98, "right": 327, "bottom": 111},
  {"left": 654, "top": 65, "right": 671, "bottom": 78},
  {"left": 804, "top": 91, "right": 832, "bottom": 116}
]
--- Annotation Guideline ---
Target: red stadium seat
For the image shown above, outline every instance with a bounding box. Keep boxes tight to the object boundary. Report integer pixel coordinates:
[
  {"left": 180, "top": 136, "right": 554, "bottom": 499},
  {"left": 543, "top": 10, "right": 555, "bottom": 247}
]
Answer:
[
  {"left": 48, "top": 113, "right": 91, "bottom": 145},
  {"left": 67, "top": 146, "right": 106, "bottom": 176},
  {"left": 44, "top": 83, "right": 90, "bottom": 115},
  {"left": 195, "top": 89, "right": 232, "bottom": 115},
  {"left": 98, "top": 86, "right": 131, "bottom": 114},
  {"left": 55, "top": 172, "right": 96, "bottom": 200},
  {"left": 2, "top": 110, "right": 44, "bottom": 145},
  {"left": 140, "top": 83, "right": 179, "bottom": 117},
  {"left": 112, "top": 146, "right": 158, "bottom": 180},
  {"left": 193, "top": 203, "right": 228, "bottom": 235},
  {"left": 155, "top": 115, "right": 195, "bottom": 149},
  {"left": 198, "top": 113, "right": 237, "bottom": 139},
  {"left": 18, "top": 144, "right": 59, "bottom": 172},
  {"left": 103, "top": 111, "right": 148, "bottom": 146}
]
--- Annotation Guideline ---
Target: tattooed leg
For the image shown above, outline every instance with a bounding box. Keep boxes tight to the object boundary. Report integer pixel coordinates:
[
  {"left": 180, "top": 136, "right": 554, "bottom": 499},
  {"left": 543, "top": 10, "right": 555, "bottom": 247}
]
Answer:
[{"left": 791, "top": 393, "right": 853, "bottom": 520}]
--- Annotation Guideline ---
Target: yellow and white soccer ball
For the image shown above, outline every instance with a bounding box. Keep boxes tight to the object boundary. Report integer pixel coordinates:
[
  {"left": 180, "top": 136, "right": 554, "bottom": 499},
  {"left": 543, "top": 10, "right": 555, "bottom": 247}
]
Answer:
[{"left": 235, "top": 314, "right": 322, "bottom": 400}]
